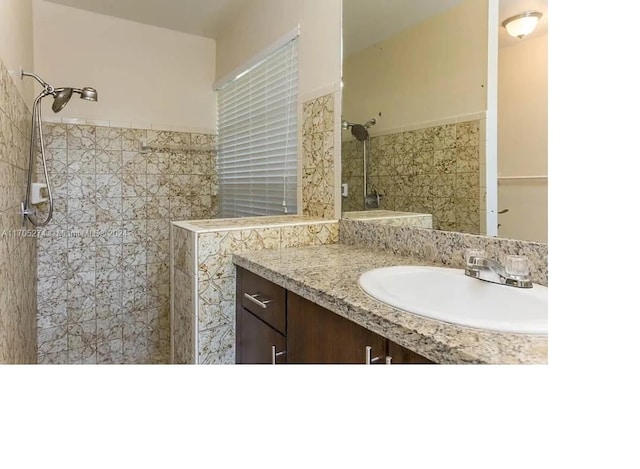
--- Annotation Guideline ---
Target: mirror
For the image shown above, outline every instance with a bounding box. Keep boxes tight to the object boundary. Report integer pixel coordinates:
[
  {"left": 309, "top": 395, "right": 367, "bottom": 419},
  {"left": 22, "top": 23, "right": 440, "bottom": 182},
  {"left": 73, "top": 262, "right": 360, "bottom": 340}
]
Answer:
[{"left": 340, "top": 0, "right": 548, "bottom": 243}]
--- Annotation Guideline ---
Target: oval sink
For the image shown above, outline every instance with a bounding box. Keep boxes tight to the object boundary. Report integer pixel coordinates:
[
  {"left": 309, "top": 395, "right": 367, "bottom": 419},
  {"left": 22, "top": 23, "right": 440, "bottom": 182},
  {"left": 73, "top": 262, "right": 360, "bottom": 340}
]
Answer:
[{"left": 358, "top": 266, "right": 547, "bottom": 335}]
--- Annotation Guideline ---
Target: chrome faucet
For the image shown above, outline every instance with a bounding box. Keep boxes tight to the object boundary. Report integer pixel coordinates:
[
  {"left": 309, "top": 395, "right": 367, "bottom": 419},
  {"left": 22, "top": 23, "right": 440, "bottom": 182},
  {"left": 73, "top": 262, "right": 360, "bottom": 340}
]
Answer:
[{"left": 464, "top": 250, "right": 533, "bottom": 288}]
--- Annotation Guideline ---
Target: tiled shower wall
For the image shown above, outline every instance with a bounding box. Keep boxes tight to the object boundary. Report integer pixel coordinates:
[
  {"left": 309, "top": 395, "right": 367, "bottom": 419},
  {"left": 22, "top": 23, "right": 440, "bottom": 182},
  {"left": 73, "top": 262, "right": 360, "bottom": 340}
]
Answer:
[
  {"left": 36, "top": 122, "right": 217, "bottom": 364},
  {"left": 302, "top": 92, "right": 337, "bottom": 219},
  {"left": 0, "top": 60, "right": 38, "bottom": 363},
  {"left": 342, "top": 119, "right": 482, "bottom": 233}
]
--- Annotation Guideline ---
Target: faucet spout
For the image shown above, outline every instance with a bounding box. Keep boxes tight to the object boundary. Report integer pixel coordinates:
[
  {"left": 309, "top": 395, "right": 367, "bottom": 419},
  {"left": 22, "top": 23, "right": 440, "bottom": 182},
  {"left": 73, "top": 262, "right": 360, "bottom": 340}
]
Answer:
[{"left": 465, "top": 255, "right": 533, "bottom": 288}]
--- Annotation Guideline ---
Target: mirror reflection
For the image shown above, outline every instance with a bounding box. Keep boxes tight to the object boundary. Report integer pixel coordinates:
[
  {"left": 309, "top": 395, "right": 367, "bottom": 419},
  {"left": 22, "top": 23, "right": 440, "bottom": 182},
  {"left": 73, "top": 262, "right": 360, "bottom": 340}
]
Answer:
[
  {"left": 340, "top": 0, "right": 548, "bottom": 243},
  {"left": 498, "top": 0, "right": 548, "bottom": 243}
]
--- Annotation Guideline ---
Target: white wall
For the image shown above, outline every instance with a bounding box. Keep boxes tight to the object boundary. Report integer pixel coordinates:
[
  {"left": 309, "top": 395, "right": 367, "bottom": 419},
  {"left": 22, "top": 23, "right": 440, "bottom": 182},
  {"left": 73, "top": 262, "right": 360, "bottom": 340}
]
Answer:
[
  {"left": 32, "top": 0, "right": 216, "bottom": 130},
  {"left": 215, "top": 0, "right": 342, "bottom": 97},
  {"left": 0, "top": 0, "right": 34, "bottom": 104},
  {"left": 342, "top": 0, "right": 488, "bottom": 134},
  {"left": 498, "top": 33, "right": 548, "bottom": 243}
]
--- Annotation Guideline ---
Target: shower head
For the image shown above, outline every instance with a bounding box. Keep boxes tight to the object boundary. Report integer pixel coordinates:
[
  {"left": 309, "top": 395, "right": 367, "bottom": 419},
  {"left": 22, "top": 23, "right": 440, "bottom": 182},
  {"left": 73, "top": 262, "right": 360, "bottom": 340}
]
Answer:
[
  {"left": 342, "top": 117, "right": 376, "bottom": 141},
  {"left": 21, "top": 71, "right": 98, "bottom": 112},
  {"left": 78, "top": 87, "right": 98, "bottom": 101},
  {"left": 350, "top": 124, "right": 369, "bottom": 141},
  {"left": 51, "top": 87, "right": 98, "bottom": 113},
  {"left": 51, "top": 88, "right": 73, "bottom": 113}
]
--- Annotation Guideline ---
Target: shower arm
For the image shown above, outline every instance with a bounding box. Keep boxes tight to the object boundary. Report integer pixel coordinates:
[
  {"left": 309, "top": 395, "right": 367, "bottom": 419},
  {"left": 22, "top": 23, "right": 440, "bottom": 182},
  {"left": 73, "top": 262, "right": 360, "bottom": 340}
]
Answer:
[{"left": 21, "top": 70, "right": 54, "bottom": 94}]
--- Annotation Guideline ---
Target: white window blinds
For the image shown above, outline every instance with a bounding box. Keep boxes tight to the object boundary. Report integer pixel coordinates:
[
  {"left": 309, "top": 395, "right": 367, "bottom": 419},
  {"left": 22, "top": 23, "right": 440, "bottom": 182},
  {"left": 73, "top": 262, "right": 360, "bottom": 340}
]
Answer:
[{"left": 216, "top": 38, "right": 298, "bottom": 218}]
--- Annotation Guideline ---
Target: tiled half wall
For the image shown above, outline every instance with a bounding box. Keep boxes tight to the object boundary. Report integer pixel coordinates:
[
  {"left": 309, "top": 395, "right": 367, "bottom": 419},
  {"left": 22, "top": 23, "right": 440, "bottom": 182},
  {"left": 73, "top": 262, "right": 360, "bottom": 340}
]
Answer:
[
  {"left": 342, "top": 119, "right": 483, "bottom": 233},
  {"left": 0, "top": 59, "right": 38, "bottom": 363},
  {"left": 171, "top": 218, "right": 339, "bottom": 364},
  {"left": 36, "top": 121, "right": 217, "bottom": 364}
]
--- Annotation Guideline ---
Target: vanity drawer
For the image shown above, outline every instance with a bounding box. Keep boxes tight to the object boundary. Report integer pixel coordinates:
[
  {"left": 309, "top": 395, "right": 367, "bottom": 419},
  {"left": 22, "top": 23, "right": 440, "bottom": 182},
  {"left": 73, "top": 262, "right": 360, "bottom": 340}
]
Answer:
[{"left": 239, "top": 267, "right": 286, "bottom": 334}]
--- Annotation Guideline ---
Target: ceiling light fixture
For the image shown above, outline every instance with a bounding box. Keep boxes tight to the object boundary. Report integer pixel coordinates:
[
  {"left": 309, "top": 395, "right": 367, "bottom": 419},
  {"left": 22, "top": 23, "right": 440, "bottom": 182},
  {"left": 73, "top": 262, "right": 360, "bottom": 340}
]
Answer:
[{"left": 502, "top": 11, "right": 543, "bottom": 39}]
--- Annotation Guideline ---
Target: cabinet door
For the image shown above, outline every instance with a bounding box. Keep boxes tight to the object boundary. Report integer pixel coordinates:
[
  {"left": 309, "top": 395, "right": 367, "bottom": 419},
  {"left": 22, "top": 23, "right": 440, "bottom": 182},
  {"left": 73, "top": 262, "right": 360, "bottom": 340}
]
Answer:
[
  {"left": 239, "top": 267, "right": 286, "bottom": 334},
  {"left": 287, "top": 293, "right": 386, "bottom": 364},
  {"left": 236, "top": 307, "right": 287, "bottom": 364},
  {"left": 386, "top": 340, "right": 435, "bottom": 364}
]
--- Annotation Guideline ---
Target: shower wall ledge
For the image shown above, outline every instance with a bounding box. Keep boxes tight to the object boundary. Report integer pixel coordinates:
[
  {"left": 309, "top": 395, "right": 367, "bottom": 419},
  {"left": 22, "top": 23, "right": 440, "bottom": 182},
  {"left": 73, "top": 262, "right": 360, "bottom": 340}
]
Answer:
[{"left": 173, "top": 215, "right": 338, "bottom": 234}]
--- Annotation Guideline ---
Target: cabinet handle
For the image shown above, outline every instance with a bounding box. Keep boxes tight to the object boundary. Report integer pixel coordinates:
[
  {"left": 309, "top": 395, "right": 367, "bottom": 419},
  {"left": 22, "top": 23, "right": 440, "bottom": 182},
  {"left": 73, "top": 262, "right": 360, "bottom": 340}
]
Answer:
[
  {"left": 271, "top": 345, "right": 286, "bottom": 365},
  {"left": 365, "top": 345, "right": 382, "bottom": 365},
  {"left": 385, "top": 356, "right": 392, "bottom": 365},
  {"left": 244, "top": 292, "right": 272, "bottom": 309}
]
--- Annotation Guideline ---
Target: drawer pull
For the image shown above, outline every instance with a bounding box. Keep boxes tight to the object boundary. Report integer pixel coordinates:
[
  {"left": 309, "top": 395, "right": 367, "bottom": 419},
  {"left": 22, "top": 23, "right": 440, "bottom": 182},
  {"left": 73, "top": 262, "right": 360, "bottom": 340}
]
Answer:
[
  {"left": 244, "top": 293, "right": 272, "bottom": 309},
  {"left": 365, "top": 345, "right": 382, "bottom": 365},
  {"left": 272, "top": 345, "right": 286, "bottom": 365}
]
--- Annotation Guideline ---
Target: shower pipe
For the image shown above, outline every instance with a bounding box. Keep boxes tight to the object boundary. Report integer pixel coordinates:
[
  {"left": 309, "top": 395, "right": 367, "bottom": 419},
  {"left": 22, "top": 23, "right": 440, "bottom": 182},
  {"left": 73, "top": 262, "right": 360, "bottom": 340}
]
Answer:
[{"left": 342, "top": 118, "right": 376, "bottom": 209}]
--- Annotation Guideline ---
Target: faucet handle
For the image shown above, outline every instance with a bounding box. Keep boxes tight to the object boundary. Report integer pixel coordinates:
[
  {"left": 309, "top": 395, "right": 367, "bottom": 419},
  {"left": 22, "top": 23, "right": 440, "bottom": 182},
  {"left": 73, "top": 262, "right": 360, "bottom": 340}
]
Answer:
[
  {"left": 504, "top": 255, "right": 530, "bottom": 277},
  {"left": 464, "top": 248, "right": 486, "bottom": 267}
]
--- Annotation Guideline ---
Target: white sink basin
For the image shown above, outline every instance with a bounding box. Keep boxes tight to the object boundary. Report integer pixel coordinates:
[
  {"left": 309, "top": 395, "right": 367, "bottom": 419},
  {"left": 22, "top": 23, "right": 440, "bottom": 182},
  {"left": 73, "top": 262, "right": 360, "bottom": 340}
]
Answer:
[{"left": 358, "top": 266, "right": 547, "bottom": 335}]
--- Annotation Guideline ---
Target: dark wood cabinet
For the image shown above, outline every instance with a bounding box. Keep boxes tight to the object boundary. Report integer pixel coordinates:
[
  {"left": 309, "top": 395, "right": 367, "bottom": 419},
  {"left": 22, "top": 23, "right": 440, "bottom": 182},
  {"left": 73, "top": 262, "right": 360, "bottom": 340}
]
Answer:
[
  {"left": 236, "top": 267, "right": 435, "bottom": 364},
  {"left": 236, "top": 267, "right": 287, "bottom": 364},
  {"left": 386, "top": 339, "right": 435, "bottom": 364},
  {"left": 287, "top": 292, "right": 386, "bottom": 364},
  {"left": 236, "top": 307, "right": 287, "bottom": 364}
]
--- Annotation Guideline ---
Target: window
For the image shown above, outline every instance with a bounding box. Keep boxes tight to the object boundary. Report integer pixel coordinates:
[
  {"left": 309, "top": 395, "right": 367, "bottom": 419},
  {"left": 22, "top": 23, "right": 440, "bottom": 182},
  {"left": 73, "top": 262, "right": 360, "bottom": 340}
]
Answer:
[{"left": 216, "top": 37, "right": 298, "bottom": 218}]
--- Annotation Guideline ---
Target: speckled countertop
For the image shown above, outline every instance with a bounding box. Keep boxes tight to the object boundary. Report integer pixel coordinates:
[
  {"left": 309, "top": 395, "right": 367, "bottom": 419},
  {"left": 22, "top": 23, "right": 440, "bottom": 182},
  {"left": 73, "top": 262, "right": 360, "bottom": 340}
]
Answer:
[{"left": 232, "top": 244, "right": 548, "bottom": 364}]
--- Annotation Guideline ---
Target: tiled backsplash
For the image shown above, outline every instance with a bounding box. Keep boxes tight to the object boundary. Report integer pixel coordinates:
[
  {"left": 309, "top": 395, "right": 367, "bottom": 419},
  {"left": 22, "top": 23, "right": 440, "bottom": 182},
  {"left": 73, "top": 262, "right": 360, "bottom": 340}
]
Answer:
[
  {"left": 0, "top": 59, "right": 38, "bottom": 363},
  {"left": 339, "top": 218, "right": 548, "bottom": 286},
  {"left": 36, "top": 121, "right": 217, "bottom": 364},
  {"left": 342, "top": 119, "right": 482, "bottom": 233}
]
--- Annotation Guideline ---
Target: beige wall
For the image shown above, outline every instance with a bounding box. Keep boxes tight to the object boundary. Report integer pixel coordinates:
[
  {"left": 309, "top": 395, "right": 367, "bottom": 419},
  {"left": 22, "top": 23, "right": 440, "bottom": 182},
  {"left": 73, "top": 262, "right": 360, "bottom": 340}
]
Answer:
[
  {"left": 215, "top": 0, "right": 342, "bottom": 97},
  {"left": 0, "top": 0, "right": 34, "bottom": 103},
  {"left": 32, "top": 0, "right": 216, "bottom": 130},
  {"left": 498, "top": 33, "right": 548, "bottom": 243},
  {"left": 342, "top": 0, "right": 488, "bottom": 134}
]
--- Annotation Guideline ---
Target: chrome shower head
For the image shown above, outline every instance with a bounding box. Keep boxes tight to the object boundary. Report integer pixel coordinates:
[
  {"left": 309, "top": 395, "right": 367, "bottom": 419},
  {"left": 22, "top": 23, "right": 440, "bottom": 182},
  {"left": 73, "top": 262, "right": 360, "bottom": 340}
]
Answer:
[
  {"left": 52, "top": 88, "right": 73, "bottom": 113},
  {"left": 79, "top": 87, "right": 98, "bottom": 101},
  {"left": 21, "top": 71, "right": 98, "bottom": 113},
  {"left": 351, "top": 124, "right": 369, "bottom": 141},
  {"left": 342, "top": 118, "right": 370, "bottom": 141}
]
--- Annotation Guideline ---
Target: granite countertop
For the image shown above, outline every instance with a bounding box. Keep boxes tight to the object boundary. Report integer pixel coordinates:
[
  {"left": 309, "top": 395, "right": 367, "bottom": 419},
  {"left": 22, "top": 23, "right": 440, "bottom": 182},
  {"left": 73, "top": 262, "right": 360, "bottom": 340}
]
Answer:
[{"left": 232, "top": 244, "right": 548, "bottom": 364}]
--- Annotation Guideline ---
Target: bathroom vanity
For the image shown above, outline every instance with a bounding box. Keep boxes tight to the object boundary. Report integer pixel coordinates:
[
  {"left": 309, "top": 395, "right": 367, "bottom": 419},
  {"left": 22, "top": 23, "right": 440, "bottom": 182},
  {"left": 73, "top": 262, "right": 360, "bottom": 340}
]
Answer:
[
  {"left": 233, "top": 243, "right": 548, "bottom": 365},
  {"left": 171, "top": 214, "right": 548, "bottom": 365},
  {"left": 237, "top": 266, "right": 433, "bottom": 364}
]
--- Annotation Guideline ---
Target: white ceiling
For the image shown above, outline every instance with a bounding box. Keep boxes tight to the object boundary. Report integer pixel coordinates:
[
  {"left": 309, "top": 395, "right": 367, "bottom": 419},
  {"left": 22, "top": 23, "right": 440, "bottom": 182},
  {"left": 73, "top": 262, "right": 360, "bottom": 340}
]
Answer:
[
  {"left": 43, "top": 0, "right": 548, "bottom": 49},
  {"left": 42, "top": 0, "right": 251, "bottom": 39}
]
